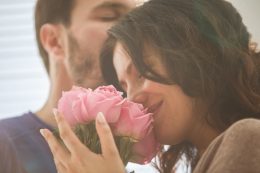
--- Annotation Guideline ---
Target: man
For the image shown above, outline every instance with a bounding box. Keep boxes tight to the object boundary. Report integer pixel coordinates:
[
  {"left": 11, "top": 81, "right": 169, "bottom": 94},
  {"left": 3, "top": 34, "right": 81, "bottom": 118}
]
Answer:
[{"left": 0, "top": 0, "right": 136, "bottom": 173}]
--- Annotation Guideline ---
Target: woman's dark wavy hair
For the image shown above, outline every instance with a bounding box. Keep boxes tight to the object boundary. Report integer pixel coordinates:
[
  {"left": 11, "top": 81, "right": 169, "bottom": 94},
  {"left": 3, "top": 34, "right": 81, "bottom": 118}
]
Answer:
[{"left": 100, "top": 0, "right": 260, "bottom": 172}]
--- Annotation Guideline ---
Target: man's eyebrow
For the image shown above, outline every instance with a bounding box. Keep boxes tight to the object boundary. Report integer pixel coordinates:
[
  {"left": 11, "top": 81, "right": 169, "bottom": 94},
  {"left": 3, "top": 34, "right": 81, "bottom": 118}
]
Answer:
[{"left": 93, "top": 1, "right": 130, "bottom": 11}]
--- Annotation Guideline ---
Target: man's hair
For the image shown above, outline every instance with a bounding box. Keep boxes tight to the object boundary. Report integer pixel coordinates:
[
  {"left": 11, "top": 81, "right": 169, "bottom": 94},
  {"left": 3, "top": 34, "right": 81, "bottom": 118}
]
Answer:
[{"left": 35, "top": 0, "right": 74, "bottom": 73}]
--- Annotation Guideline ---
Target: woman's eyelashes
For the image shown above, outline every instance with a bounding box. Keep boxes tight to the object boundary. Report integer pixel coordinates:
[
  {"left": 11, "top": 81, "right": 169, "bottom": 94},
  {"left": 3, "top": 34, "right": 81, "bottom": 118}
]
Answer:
[
  {"left": 119, "top": 81, "right": 127, "bottom": 92},
  {"left": 120, "top": 74, "right": 144, "bottom": 92}
]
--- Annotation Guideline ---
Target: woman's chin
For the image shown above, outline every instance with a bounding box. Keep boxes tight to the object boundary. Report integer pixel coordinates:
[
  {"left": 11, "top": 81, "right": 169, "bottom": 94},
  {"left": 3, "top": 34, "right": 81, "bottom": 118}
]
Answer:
[{"left": 155, "top": 132, "right": 185, "bottom": 145}]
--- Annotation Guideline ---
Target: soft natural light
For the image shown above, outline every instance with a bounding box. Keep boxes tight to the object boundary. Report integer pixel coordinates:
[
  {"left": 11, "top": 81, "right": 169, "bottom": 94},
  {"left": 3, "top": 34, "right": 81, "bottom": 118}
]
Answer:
[{"left": 0, "top": 0, "right": 259, "bottom": 173}]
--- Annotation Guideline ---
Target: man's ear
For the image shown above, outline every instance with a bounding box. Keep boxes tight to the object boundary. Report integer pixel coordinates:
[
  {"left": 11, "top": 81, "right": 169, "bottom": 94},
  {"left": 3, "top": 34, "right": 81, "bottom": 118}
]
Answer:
[{"left": 40, "top": 24, "right": 65, "bottom": 60}]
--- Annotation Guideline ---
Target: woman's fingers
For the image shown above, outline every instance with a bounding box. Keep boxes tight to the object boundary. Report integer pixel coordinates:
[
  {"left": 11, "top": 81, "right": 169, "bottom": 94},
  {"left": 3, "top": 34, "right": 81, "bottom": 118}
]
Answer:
[
  {"left": 42, "top": 111, "right": 125, "bottom": 173},
  {"left": 53, "top": 109, "right": 90, "bottom": 155},
  {"left": 40, "top": 129, "right": 69, "bottom": 166},
  {"left": 54, "top": 158, "right": 67, "bottom": 173},
  {"left": 96, "top": 112, "right": 120, "bottom": 159}
]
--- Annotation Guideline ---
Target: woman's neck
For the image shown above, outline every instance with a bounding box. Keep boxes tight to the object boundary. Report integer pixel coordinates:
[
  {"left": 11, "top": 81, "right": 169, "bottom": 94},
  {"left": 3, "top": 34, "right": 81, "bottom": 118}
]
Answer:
[{"left": 189, "top": 120, "right": 221, "bottom": 157}]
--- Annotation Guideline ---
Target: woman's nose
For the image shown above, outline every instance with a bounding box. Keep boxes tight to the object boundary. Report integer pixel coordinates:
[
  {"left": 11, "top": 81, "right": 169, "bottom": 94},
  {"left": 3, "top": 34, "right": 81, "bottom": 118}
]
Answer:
[{"left": 127, "top": 87, "right": 147, "bottom": 104}]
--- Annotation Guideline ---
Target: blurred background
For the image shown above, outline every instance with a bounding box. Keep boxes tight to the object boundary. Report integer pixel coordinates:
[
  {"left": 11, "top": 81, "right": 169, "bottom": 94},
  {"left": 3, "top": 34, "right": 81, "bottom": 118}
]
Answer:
[{"left": 0, "top": 0, "right": 259, "bottom": 172}]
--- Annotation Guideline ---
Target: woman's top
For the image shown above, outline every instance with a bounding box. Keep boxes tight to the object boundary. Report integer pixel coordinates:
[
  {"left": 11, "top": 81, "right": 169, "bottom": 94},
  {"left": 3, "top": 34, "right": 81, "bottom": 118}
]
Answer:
[{"left": 194, "top": 118, "right": 260, "bottom": 173}]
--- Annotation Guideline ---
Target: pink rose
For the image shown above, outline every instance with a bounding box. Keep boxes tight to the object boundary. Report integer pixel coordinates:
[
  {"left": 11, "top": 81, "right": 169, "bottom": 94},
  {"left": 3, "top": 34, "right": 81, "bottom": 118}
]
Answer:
[
  {"left": 111, "top": 99, "right": 160, "bottom": 164},
  {"left": 57, "top": 85, "right": 160, "bottom": 164},
  {"left": 111, "top": 99, "right": 153, "bottom": 140},
  {"left": 131, "top": 130, "right": 161, "bottom": 164},
  {"left": 57, "top": 86, "right": 88, "bottom": 125},
  {"left": 58, "top": 85, "right": 124, "bottom": 125}
]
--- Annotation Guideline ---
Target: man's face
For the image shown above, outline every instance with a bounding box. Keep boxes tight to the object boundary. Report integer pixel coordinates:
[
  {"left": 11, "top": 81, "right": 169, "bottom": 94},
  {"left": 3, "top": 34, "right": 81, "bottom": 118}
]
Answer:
[{"left": 62, "top": 0, "right": 136, "bottom": 89}]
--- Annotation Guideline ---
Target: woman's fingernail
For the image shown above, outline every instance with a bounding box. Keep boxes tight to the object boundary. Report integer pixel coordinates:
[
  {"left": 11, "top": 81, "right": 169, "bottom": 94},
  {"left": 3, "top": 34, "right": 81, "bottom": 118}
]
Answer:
[
  {"left": 53, "top": 108, "right": 58, "bottom": 116},
  {"left": 53, "top": 108, "right": 61, "bottom": 121},
  {"left": 40, "top": 129, "right": 46, "bottom": 137},
  {"left": 97, "top": 112, "right": 106, "bottom": 124}
]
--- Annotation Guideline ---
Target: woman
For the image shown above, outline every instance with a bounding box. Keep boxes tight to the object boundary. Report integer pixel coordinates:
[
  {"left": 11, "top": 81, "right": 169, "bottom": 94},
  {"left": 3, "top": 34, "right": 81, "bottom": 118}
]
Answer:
[{"left": 40, "top": 0, "right": 260, "bottom": 172}]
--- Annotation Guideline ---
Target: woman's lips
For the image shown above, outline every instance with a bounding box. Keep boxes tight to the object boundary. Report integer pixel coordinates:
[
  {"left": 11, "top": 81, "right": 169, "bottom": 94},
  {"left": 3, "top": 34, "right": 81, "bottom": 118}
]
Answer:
[{"left": 148, "top": 101, "right": 163, "bottom": 118}]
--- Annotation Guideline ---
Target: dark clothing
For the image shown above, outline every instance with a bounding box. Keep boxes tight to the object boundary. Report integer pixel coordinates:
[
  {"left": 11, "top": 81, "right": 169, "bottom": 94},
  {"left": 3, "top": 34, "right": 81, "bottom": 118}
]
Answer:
[{"left": 0, "top": 112, "right": 56, "bottom": 173}]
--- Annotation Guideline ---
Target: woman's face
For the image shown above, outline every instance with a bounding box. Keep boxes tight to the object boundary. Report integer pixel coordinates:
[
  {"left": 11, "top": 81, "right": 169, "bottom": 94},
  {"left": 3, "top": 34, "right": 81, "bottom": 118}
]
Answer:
[{"left": 113, "top": 42, "right": 198, "bottom": 145}]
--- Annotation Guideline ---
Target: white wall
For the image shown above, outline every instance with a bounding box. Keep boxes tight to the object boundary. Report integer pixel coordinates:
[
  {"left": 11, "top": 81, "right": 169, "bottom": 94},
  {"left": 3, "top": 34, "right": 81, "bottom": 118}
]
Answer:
[
  {"left": 227, "top": 0, "right": 260, "bottom": 44},
  {"left": 0, "top": 0, "right": 49, "bottom": 118}
]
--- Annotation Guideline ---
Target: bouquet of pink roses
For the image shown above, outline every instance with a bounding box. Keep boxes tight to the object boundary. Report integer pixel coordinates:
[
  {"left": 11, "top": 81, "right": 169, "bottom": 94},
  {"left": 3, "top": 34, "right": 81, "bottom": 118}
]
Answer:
[{"left": 55, "top": 85, "right": 160, "bottom": 165}]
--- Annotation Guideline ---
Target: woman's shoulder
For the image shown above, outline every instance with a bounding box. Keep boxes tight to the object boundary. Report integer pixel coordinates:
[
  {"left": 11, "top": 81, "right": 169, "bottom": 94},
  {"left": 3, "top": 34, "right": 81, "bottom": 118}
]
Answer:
[
  {"left": 208, "top": 118, "right": 260, "bottom": 151},
  {"left": 224, "top": 118, "right": 260, "bottom": 139},
  {"left": 194, "top": 118, "right": 260, "bottom": 173}
]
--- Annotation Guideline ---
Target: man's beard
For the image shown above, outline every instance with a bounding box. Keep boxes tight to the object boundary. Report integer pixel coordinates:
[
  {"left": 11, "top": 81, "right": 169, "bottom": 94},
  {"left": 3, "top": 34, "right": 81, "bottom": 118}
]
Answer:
[{"left": 67, "top": 34, "right": 104, "bottom": 89}]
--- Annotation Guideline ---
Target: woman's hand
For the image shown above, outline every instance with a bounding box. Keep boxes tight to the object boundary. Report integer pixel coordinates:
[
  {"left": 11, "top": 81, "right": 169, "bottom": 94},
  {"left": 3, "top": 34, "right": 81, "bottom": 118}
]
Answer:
[{"left": 40, "top": 110, "right": 125, "bottom": 173}]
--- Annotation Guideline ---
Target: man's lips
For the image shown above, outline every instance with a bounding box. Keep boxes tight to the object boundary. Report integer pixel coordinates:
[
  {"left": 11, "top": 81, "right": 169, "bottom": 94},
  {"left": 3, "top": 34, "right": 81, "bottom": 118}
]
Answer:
[{"left": 147, "top": 101, "right": 163, "bottom": 115}]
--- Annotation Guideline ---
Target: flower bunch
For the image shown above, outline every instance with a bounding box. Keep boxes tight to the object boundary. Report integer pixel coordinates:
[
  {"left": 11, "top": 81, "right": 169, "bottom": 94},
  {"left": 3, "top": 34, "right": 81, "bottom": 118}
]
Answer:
[{"left": 55, "top": 85, "right": 160, "bottom": 165}]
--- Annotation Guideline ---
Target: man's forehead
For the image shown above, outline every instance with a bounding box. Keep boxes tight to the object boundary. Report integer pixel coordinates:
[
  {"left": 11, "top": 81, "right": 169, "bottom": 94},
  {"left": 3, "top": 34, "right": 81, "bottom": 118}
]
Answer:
[
  {"left": 73, "top": 0, "right": 148, "bottom": 13},
  {"left": 75, "top": 0, "right": 137, "bottom": 9},
  {"left": 93, "top": 0, "right": 136, "bottom": 11}
]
